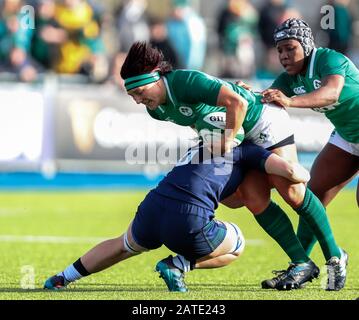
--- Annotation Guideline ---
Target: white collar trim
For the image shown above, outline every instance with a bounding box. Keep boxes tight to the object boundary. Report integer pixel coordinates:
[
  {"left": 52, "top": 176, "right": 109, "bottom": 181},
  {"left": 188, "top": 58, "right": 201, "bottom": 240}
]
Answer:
[
  {"left": 309, "top": 48, "right": 317, "bottom": 79},
  {"left": 163, "top": 77, "right": 175, "bottom": 105}
]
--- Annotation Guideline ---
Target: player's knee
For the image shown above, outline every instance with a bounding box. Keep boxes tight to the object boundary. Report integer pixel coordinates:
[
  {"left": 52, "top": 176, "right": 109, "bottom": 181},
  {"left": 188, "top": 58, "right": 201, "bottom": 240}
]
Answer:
[
  {"left": 284, "top": 183, "right": 306, "bottom": 208},
  {"left": 227, "top": 222, "right": 245, "bottom": 257},
  {"left": 307, "top": 181, "right": 328, "bottom": 204},
  {"left": 122, "top": 232, "right": 147, "bottom": 255},
  {"left": 243, "top": 197, "right": 270, "bottom": 215},
  {"left": 238, "top": 189, "right": 270, "bottom": 214},
  {"left": 220, "top": 192, "right": 244, "bottom": 209}
]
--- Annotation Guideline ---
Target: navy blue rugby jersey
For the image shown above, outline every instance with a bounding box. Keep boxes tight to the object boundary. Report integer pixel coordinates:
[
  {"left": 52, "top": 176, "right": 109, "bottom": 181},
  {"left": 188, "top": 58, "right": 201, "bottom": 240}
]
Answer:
[{"left": 154, "top": 141, "right": 271, "bottom": 211}]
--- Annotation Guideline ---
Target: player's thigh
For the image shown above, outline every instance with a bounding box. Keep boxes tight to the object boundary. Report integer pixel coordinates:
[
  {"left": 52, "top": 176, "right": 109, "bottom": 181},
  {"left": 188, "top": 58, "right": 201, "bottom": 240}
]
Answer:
[
  {"left": 270, "top": 143, "right": 298, "bottom": 162},
  {"left": 130, "top": 192, "right": 164, "bottom": 251},
  {"left": 268, "top": 144, "right": 305, "bottom": 207},
  {"left": 309, "top": 143, "right": 359, "bottom": 206},
  {"left": 220, "top": 192, "right": 244, "bottom": 209},
  {"left": 220, "top": 170, "right": 271, "bottom": 212},
  {"left": 221, "top": 144, "right": 300, "bottom": 211},
  {"left": 235, "top": 170, "right": 272, "bottom": 214},
  {"left": 356, "top": 179, "right": 359, "bottom": 207}
]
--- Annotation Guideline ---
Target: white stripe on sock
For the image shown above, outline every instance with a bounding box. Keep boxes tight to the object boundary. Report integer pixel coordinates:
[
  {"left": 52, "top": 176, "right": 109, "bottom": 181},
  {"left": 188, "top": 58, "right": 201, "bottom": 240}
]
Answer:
[
  {"left": 172, "top": 255, "right": 191, "bottom": 272},
  {"left": 62, "top": 264, "right": 83, "bottom": 283}
]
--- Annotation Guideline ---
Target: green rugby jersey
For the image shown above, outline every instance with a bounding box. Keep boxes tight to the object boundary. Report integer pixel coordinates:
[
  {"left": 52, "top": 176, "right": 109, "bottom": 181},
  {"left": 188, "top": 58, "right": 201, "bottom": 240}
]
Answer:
[
  {"left": 146, "top": 70, "right": 263, "bottom": 134},
  {"left": 271, "top": 47, "right": 359, "bottom": 143}
]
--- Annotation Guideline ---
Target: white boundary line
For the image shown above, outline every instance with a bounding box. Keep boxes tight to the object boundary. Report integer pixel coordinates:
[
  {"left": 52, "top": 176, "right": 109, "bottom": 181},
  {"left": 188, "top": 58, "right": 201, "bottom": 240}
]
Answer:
[
  {"left": 0, "top": 235, "right": 265, "bottom": 245},
  {"left": 0, "top": 235, "right": 107, "bottom": 244}
]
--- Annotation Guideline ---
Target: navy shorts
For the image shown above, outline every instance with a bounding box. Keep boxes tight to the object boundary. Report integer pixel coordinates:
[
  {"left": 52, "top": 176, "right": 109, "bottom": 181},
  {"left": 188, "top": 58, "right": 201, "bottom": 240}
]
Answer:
[{"left": 131, "top": 191, "right": 227, "bottom": 261}]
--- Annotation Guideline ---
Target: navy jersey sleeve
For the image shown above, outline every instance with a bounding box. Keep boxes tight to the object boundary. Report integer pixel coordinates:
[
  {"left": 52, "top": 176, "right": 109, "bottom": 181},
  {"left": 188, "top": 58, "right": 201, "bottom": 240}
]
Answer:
[{"left": 238, "top": 141, "right": 271, "bottom": 171}]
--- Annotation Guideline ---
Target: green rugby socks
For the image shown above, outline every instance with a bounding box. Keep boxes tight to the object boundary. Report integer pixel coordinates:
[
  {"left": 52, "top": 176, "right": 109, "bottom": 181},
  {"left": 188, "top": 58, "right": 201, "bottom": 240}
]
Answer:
[
  {"left": 255, "top": 201, "right": 309, "bottom": 264},
  {"left": 297, "top": 216, "right": 317, "bottom": 256},
  {"left": 294, "top": 188, "right": 341, "bottom": 261}
]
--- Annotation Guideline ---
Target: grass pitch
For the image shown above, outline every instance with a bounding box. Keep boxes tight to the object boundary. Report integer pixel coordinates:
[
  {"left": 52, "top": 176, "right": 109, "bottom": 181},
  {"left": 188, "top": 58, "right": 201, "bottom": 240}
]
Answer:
[{"left": 0, "top": 190, "right": 358, "bottom": 300}]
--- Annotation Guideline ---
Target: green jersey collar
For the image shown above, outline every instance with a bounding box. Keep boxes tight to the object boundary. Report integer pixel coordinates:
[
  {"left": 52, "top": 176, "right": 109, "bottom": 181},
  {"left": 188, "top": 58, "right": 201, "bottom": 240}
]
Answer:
[
  {"left": 163, "top": 76, "right": 176, "bottom": 106},
  {"left": 308, "top": 48, "right": 318, "bottom": 79}
]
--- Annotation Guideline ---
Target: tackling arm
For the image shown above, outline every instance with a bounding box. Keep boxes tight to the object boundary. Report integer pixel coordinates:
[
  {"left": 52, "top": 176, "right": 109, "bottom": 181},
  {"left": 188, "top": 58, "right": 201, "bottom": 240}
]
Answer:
[
  {"left": 216, "top": 85, "right": 248, "bottom": 153},
  {"left": 264, "top": 154, "right": 310, "bottom": 183}
]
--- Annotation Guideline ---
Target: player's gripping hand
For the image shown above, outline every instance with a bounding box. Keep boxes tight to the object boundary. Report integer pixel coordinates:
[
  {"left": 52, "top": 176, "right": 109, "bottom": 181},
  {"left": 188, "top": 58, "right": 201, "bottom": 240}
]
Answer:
[{"left": 261, "top": 89, "right": 292, "bottom": 108}]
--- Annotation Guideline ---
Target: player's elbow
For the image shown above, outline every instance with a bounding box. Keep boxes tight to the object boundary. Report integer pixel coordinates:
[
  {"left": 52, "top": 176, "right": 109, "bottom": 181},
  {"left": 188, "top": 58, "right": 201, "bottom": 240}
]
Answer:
[
  {"left": 239, "top": 98, "right": 248, "bottom": 114},
  {"left": 228, "top": 96, "right": 248, "bottom": 118},
  {"left": 329, "top": 92, "right": 340, "bottom": 105},
  {"left": 325, "top": 87, "right": 341, "bottom": 105},
  {"left": 288, "top": 163, "right": 310, "bottom": 184}
]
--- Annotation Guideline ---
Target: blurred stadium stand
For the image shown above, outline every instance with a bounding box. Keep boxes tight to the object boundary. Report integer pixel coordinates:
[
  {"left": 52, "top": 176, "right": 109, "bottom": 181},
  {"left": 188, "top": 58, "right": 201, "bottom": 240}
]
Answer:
[{"left": 0, "top": 76, "right": 337, "bottom": 188}]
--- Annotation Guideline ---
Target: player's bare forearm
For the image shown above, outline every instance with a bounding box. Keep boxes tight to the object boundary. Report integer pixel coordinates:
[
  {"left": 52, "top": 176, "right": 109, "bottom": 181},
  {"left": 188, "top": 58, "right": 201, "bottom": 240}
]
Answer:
[
  {"left": 265, "top": 153, "right": 310, "bottom": 183},
  {"left": 216, "top": 86, "right": 248, "bottom": 152},
  {"left": 262, "top": 74, "right": 344, "bottom": 109},
  {"left": 225, "top": 100, "right": 247, "bottom": 139},
  {"left": 217, "top": 87, "right": 247, "bottom": 136},
  {"left": 289, "top": 86, "right": 340, "bottom": 108}
]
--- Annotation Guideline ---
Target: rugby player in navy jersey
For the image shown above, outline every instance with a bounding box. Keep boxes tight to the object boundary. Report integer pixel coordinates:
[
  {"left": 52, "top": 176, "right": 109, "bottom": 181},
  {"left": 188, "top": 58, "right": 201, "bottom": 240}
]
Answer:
[{"left": 44, "top": 141, "right": 319, "bottom": 292}]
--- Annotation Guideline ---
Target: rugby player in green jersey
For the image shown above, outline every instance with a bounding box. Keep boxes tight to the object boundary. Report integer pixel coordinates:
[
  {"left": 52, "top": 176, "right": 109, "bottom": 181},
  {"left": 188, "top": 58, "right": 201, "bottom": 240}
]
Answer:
[
  {"left": 258, "top": 18, "right": 358, "bottom": 288},
  {"left": 120, "top": 41, "right": 347, "bottom": 291},
  {"left": 263, "top": 18, "right": 358, "bottom": 206}
]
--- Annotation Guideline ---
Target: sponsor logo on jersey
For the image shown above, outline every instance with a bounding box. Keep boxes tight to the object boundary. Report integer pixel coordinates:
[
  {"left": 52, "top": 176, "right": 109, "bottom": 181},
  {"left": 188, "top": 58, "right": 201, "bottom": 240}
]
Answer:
[
  {"left": 259, "top": 132, "right": 269, "bottom": 142},
  {"left": 203, "top": 112, "right": 226, "bottom": 129},
  {"left": 313, "top": 79, "right": 322, "bottom": 89},
  {"left": 164, "top": 116, "right": 175, "bottom": 123},
  {"left": 293, "top": 86, "right": 307, "bottom": 95},
  {"left": 179, "top": 106, "right": 193, "bottom": 117},
  {"left": 313, "top": 104, "right": 337, "bottom": 113}
]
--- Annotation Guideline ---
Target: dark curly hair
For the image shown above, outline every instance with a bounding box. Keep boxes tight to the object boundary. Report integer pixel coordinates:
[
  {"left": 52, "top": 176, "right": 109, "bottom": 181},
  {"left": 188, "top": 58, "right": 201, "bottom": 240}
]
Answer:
[{"left": 120, "top": 42, "right": 173, "bottom": 80}]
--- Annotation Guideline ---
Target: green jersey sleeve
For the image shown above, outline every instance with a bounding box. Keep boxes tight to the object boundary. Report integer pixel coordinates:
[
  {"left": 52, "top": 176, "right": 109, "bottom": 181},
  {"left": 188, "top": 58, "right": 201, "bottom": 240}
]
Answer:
[
  {"left": 171, "top": 70, "right": 223, "bottom": 106},
  {"left": 146, "top": 108, "right": 162, "bottom": 121},
  {"left": 317, "top": 50, "right": 348, "bottom": 78},
  {"left": 270, "top": 73, "right": 294, "bottom": 97}
]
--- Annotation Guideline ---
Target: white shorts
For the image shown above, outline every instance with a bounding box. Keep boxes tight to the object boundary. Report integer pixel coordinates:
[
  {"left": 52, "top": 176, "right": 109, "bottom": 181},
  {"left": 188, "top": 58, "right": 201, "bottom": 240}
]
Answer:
[
  {"left": 328, "top": 131, "right": 359, "bottom": 157},
  {"left": 245, "top": 103, "right": 294, "bottom": 149}
]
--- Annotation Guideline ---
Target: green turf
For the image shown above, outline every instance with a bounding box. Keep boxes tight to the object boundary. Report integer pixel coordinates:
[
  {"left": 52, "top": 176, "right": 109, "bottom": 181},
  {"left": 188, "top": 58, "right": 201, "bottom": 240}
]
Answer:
[{"left": 0, "top": 190, "right": 358, "bottom": 300}]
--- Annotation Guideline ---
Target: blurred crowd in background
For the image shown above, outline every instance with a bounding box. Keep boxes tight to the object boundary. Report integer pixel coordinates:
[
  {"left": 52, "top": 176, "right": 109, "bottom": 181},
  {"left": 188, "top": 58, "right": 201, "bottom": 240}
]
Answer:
[{"left": 0, "top": 0, "right": 358, "bottom": 84}]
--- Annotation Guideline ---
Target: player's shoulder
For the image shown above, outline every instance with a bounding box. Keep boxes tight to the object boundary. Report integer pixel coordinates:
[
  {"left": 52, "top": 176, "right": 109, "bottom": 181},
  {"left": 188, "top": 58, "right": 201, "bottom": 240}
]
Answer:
[
  {"left": 277, "top": 71, "right": 292, "bottom": 81},
  {"left": 271, "top": 71, "right": 293, "bottom": 88},
  {"left": 167, "top": 70, "right": 221, "bottom": 100},
  {"left": 316, "top": 47, "right": 348, "bottom": 62},
  {"left": 169, "top": 69, "right": 214, "bottom": 81},
  {"left": 317, "top": 47, "right": 340, "bottom": 56}
]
